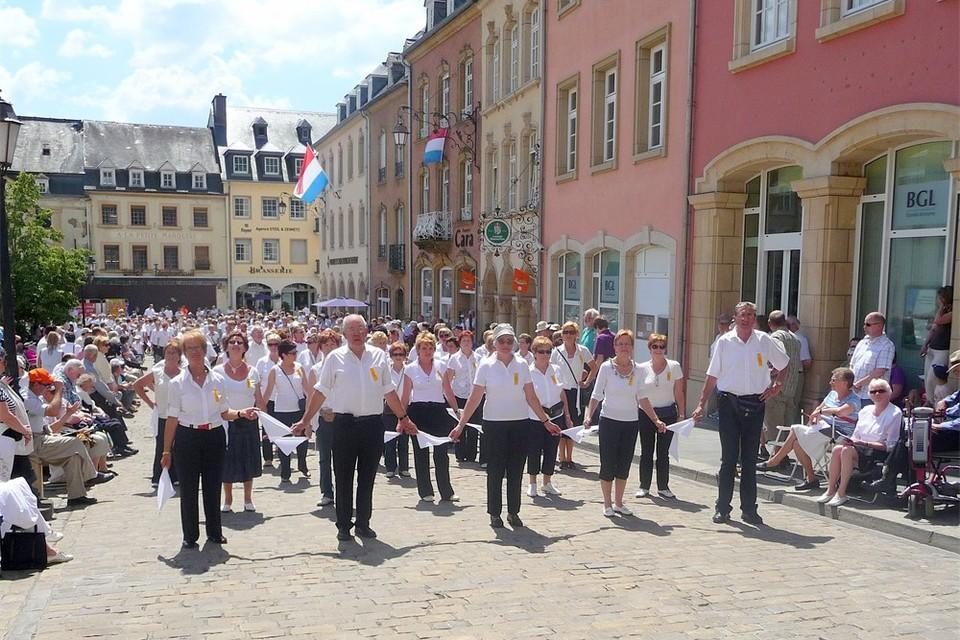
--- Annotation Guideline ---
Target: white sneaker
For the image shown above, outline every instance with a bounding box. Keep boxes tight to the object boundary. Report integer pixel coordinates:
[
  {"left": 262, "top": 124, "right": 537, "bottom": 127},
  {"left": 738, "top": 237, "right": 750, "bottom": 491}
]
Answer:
[
  {"left": 220, "top": 503, "right": 233, "bottom": 513},
  {"left": 541, "top": 483, "right": 562, "bottom": 496},
  {"left": 816, "top": 493, "right": 835, "bottom": 504},
  {"left": 47, "top": 531, "right": 64, "bottom": 543},
  {"left": 385, "top": 470, "right": 395, "bottom": 478},
  {"left": 658, "top": 489, "right": 676, "bottom": 500},
  {"left": 318, "top": 495, "right": 334, "bottom": 506},
  {"left": 827, "top": 495, "right": 849, "bottom": 507},
  {"left": 603, "top": 506, "right": 616, "bottom": 517},
  {"left": 48, "top": 552, "right": 74, "bottom": 565},
  {"left": 613, "top": 504, "right": 633, "bottom": 516},
  {"left": 527, "top": 484, "right": 538, "bottom": 497},
  {"left": 421, "top": 494, "right": 435, "bottom": 502},
  {"left": 243, "top": 502, "right": 256, "bottom": 512},
  {"left": 635, "top": 488, "right": 649, "bottom": 498}
]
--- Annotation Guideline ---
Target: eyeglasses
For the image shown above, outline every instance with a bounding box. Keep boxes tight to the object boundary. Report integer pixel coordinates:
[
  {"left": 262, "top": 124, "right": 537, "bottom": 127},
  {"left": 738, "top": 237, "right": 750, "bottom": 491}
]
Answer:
[
  {"left": 869, "top": 388, "right": 888, "bottom": 395},
  {"left": 863, "top": 322, "right": 878, "bottom": 327},
  {"left": 649, "top": 344, "right": 666, "bottom": 350},
  {"left": 562, "top": 330, "right": 577, "bottom": 335},
  {"left": 227, "top": 339, "right": 245, "bottom": 345},
  {"left": 267, "top": 342, "right": 280, "bottom": 347},
  {"left": 390, "top": 352, "right": 405, "bottom": 357},
  {"left": 534, "top": 349, "right": 552, "bottom": 355}
]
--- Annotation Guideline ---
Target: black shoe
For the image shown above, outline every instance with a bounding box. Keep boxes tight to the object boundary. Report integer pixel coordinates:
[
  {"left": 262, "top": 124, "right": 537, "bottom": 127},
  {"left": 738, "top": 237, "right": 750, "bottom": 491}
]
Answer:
[
  {"left": 299, "top": 468, "right": 311, "bottom": 478},
  {"left": 507, "top": 513, "right": 523, "bottom": 528},
  {"left": 711, "top": 511, "right": 730, "bottom": 524},
  {"left": 756, "top": 461, "right": 773, "bottom": 471},
  {"left": 279, "top": 478, "right": 291, "bottom": 485},
  {"left": 206, "top": 535, "right": 228, "bottom": 544},
  {"left": 741, "top": 511, "right": 764, "bottom": 526},
  {"left": 355, "top": 525, "right": 377, "bottom": 539},
  {"left": 181, "top": 540, "right": 198, "bottom": 550},
  {"left": 66, "top": 496, "right": 98, "bottom": 508},
  {"left": 489, "top": 515, "right": 504, "bottom": 528},
  {"left": 757, "top": 447, "right": 770, "bottom": 461},
  {"left": 336, "top": 528, "right": 353, "bottom": 541},
  {"left": 794, "top": 479, "right": 820, "bottom": 491},
  {"left": 85, "top": 472, "right": 115, "bottom": 487}
]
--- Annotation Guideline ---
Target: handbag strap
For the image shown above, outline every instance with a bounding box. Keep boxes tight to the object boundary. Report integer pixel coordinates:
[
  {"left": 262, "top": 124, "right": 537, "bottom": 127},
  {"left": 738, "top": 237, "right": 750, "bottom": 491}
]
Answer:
[{"left": 279, "top": 366, "right": 303, "bottom": 400}]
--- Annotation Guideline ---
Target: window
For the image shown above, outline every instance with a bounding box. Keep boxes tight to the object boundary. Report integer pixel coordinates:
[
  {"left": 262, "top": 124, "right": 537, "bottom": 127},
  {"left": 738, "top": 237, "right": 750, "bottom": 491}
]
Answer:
[
  {"left": 440, "top": 73, "right": 450, "bottom": 127},
  {"left": 194, "top": 246, "right": 211, "bottom": 271},
  {"left": 263, "top": 239, "right": 280, "bottom": 263},
  {"left": 359, "top": 203, "right": 366, "bottom": 246},
  {"left": 421, "top": 268, "right": 434, "bottom": 319},
  {"left": 441, "top": 164, "right": 450, "bottom": 212},
  {"left": 421, "top": 173, "right": 430, "bottom": 214},
  {"left": 529, "top": 8, "right": 540, "bottom": 80},
  {"left": 263, "top": 156, "right": 281, "bottom": 177},
  {"left": 103, "top": 245, "right": 120, "bottom": 271},
  {"left": 557, "top": 252, "right": 581, "bottom": 322},
  {"left": 590, "top": 57, "right": 619, "bottom": 167},
  {"left": 337, "top": 147, "right": 343, "bottom": 186},
  {"left": 262, "top": 197, "right": 279, "bottom": 218},
  {"left": 461, "top": 160, "right": 473, "bottom": 220},
  {"left": 489, "top": 149, "right": 499, "bottom": 208},
  {"left": 648, "top": 46, "right": 666, "bottom": 150},
  {"left": 379, "top": 207, "right": 388, "bottom": 249},
  {"left": 592, "top": 250, "right": 621, "bottom": 329},
  {"left": 395, "top": 138, "right": 405, "bottom": 177},
  {"left": 491, "top": 37, "right": 501, "bottom": 103},
  {"left": 420, "top": 84, "right": 430, "bottom": 138},
  {"left": 162, "top": 206, "right": 178, "bottom": 227},
  {"left": 634, "top": 29, "right": 669, "bottom": 157},
  {"left": 294, "top": 157, "right": 303, "bottom": 178},
  {"left": 462, "top": 57, "right": 474, "bottom": 115},
  {"left": 439, "top": 267, "right": 453, "bottom": 321},
  {"left": 132, "top": 245, "right": 148, "bottom": 271},
  {"left": 507, "top": 142, "right": 518, "bottom": 210},
  {"left": 558, "top": 0, "right": 580, "bottom": 15},
  {"left": 845, "top": 0, "right": 884, "bottom": 14},
  {"left": 377, "top": 287, "right": 390, "bottom": 317},
  {"left": 348, "top": 207, "right": 355, "bottom": 248},
  {"left": 753, "top": 0, "right": 791, "bottom": 49},
  {"left": 358, "top": 133, "right": 365, "bottom": 175},
  {"left": 130, "top": 205, "right": 146, "bottom": 226},
  {"left": 556, "top": 79, "right": 578, "bottom": 176},
  {"left": 192, "top": 172, "right": 206, "bottom": 190},
  {"left": 192, "top": 208, "right": 208, "bottom": 228},
  {"left": 379, "top": 130, "right": 387, "bottom": 182},
  {"left": 161, "top": 171, "right": 175, "bottom": 189},
  {"left": 36, "top": 176, "right": 49, "bottom": 193},
  {"left": 128, "top": 169, "right": 143, "bottom": 188},
  {"left": 289, "top": 198, "right": 305, "bottom": 219},
  {"left": 509, "top": 24, "right": 520, "bottom": 93},
  {"left": 395, "top": 204, "right": 405, "bottom": 244},
  {"left": 347, "top": 139, "right": 354, "bottom": 181},
  {"left": 338, "top": 211, "right": 344, "bottom": 248},
  {"left": 234, "top": 238, "right": 251, "bottom": 262},
  {"left": 816, "top": 0, "right": 904, "bottom": 42},
  {"left": 162, "top": 246, "right": 179, "bottom": 271},
  {"left": 233, "top": 155, "right": 250, "bottom": 175},
  {"left": 99, "top": 168, "right": 115, "bottom": 187},
  {"left": 233, "top": 196, "right": 250, "bottom": 218},
  {"left": 290, "top": 239, "right": 307, "bottom": 264},
  {"left": 100, "top": 204, "right": 118, "bottom": 225}
]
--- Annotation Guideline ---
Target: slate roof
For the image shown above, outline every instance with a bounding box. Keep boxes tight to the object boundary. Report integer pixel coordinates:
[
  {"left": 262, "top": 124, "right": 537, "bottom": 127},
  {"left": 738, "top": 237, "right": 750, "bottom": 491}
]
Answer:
[
  {"left": 83, "top": 120, "right": 219, "bottom": 172},
  {"left": 224, "top": 106, "right": 337, "bottom": 154},
  {"left": 10, "top": 117, "right": 85, "bottom": 174}
]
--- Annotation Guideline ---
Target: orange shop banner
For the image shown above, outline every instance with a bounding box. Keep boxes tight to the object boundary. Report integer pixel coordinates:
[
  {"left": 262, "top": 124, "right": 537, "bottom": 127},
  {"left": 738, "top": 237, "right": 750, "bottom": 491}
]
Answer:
[
  {"left": 512, "top": 269, "right": 530, "bottom": 294},
  {"left": 459, "top": 270, "right": 476, "bottom": 292}
]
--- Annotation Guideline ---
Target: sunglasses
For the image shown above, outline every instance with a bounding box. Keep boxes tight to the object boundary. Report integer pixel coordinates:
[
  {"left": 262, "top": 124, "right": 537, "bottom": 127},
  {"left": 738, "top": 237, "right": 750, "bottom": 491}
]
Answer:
[
  {"left": 534, "top": 349, "right": 552, "bottom": 355},
  {"left": 267, "top": 342, "right": 280, "bottom": 347},
  {"left": 649, "top": 344, "right": 666, "bottom": 350},
  {"left": 390, "top": 352, "right": 405, "bottom": 357},
  {"left": 496, "top": 338, "right": 515, "bottom": 344},
  {"left": 863, "top": 322, "right": 878, "bottom": 327},
  {"left": 227, "top": 339, "right": 245, "bottom": 345},
  {"left": 562, "top": 330, "right": 577, "bottom": 335},
  {"left": 869, "top": 388, "right": 888, "bottom": 395}
]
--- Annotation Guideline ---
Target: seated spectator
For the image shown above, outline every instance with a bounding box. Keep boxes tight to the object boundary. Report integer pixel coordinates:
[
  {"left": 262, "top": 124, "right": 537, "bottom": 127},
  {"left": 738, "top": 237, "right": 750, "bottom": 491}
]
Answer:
[
  {"left": 758, "top": 367, "right": 860, "bottom": 491},
  {"left": 75, "top": 373, "right": 136, "bottom": 457},
  {"left": 0, "top": 477, "right": 72, "bottom": 565},
  {"left": 38, "top": 331, "right": 64, "bottom": 372},
  {"left": 111, "top": 359, "right": 138, "bottom": 415},
  {"left": 931, "top": 350, "right": 960, "bottom": 455},
  {"left": 817, "top": 379, "right": 901, "bottom": 507},
  {"left": 889, "top": 356, "right": 909, "bottom": 408}
]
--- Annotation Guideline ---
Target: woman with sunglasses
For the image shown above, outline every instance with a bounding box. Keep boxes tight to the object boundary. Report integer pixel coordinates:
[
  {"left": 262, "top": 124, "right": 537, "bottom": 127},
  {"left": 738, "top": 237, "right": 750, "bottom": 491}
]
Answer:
[
  {"left": 133, "top": 338, "right": 183, "bottom": 488},
  {"left": 450, "top": 324, "right": 562, "bottom": 528},
  {"left": 527, "top": 336, "right": 572, "bottom": 497},
  {"left": 213, "top": 331, "right": 265, "bottom": 512},
  {"left": 584, "top": 330, "right": 664, "bottom": 517},
  {"left": 307, "top": 329, "right": 342, "bottom": 506},
  {"left": 261, "top": 339, "right": 311, "bottom": 484},
  {"left": 401, "top": 332, "right": 461, "bottom": 502},
  {"left": 635, "top": 333, "right": 684, "bottom": 500},
  {"left": 551, "top": 321, "right": 593, "bottom": 470},
  {"left": 444, "top": 331, "right": 483, "bottom": 464},
  {"left": 255, "top": 332, "right": 282, "bottom": 466},
  {"left": 383, "top": 341, "right": 412, "bottom": 478}
]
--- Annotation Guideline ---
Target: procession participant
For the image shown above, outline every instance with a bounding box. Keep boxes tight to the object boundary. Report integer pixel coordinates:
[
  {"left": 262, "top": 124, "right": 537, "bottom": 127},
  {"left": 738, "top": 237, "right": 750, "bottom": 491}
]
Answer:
[
  {"left": 635, "top": 333, "right": 684, "bottom": 500},
  {"left": 449, "top": 324, "right": 562, "bottom": 529},
  {"left": 383, "top": 342, "right": 411, "bottom": 479},
  {"left": 245, "top": 326, "right": 268, "bottom": 366},
  {"left": 297, "top": 331, "right": 322, "bottom": 370},
  {"left": 261, "top": 340, "right": 310, "bottom": 483},
  {"left": 444, "top": 331, "right": 483, "bottom": 464},
  {"left": 517, "top": 334, "right": 534, "bottom": 366},
  {"left": 583, "top": 330, "right": 664, "bottom": 517},
  {"left": 527, "top": 336, "right": 571, "bottom": 497},
  {"left": 214, "top": 331, "right": 264, "bottom": 512},
  {"left": 551, "top": 321, "right": 593, "bottom": 470},
  {"left": 255, "top": 333, "right": 282, "bottom": 466},
  {"left": 133, "top": 339, "right": 183, "bottom": 488},
  {"left": 579, "top": 309, "right": 599, "bottom": 352},
  {"left": 401, "top": 333, "right": 460, "bottom": 502},
  {"left": 292, "top": 315, "right": 417, "bottom": 541},
  {"left": 307, "top": 329, "right": 342, "bottom": 506},
  {"left": 692, "top": 301, "right": 790, "bottom": 526},
  {"left": 161, "top": 330, "right": 258, "bottom": 549}
]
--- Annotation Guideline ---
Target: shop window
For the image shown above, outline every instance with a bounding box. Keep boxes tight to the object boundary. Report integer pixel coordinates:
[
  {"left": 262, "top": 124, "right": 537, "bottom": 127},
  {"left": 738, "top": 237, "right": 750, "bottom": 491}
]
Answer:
[
  {"left": 439, "top": 268, "right": 454, "bottom": 321},
  {"left": 421, "top": 268, "right": 434, "bottom": 319},
  {"left": 592, "top": 250, "right": 620, "bottom": 330},
  {"left": 557, "top": 252, "right": 581, "bottom": 323}
]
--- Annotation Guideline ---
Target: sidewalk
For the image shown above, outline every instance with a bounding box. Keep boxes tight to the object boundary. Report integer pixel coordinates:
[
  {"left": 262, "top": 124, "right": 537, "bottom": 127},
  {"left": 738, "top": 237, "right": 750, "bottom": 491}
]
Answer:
[{"left": 578, "top": 422, "right": 960, "bottom": 554}]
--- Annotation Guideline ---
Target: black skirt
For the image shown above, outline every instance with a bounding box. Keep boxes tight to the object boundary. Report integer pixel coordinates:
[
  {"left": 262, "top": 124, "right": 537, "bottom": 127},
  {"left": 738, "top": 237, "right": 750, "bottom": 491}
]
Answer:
[{"left": 222, "top": 417, "right": 263, "bottom": 483}]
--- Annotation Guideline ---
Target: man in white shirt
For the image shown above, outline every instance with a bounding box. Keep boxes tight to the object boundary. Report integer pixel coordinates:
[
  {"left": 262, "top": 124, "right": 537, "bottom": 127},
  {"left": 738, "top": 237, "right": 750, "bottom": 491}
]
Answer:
[
  {"left": 293, "top": 315, "right": 416, "bottom": 542},
  {"left": 849, "top": 312, "right": 895, "bottom": 403},
  {"left": 693, "top": 302, "right": 790, "bottom": 526},
  {"left": 245, "top": 326, "right": 267, "bottom": 366}
]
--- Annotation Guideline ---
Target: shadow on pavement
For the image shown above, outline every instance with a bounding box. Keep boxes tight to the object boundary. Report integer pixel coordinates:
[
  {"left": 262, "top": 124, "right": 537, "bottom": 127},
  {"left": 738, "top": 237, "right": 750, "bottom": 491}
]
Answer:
[
  {"left": 530, "top": 495, "right": 585, "bottom": 511},
  {"left": 648, "top": 497, "right": 709, "bottom": 514},
  {"left": 157, "top": 543, "right": 230, "bottom": 575},
  {"left": 605, "top": 515, "right": 678, "bottom": 537},
  {"left": 710, "top": 521, "right": 835, "bottom": 549},
  {"left": 221, "top": 511, "right": 266, "bottom": 531}
]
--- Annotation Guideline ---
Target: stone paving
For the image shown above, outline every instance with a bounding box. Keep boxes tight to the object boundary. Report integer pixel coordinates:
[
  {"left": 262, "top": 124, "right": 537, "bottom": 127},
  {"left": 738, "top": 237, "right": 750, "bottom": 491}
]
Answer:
[{"left": 3, "top": 406, "right": 959, "bottom": 640}]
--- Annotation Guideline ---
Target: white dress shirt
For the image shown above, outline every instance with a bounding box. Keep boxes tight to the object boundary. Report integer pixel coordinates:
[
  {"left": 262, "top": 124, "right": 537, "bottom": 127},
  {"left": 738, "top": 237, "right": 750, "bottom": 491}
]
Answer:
[
  {"left": 245, "top": 341, "right": 268, "bottom": 367},
  {"left": 297, "top": 348, "right": 320, "bottom": 371},
  {"left": 706, "top": 330, "right": 790, "bottom": 396},
  {"left": 166, "top": 367, "right": 231, "bottom": 428},
  {"left": 636, "top": 359, "right": 683, "bottom": 408},
  {"left": 446, "top": 351, "right": 480, "bottom": 399},
  {"left": 314, "top": 344, "right": 394, "bottom": 417},
  {"left": 528, "top": 363, "right": 564, "bottom": 420},
  {"left": 473, "top": 354, "right": 532, "bottom": 421},
  {"left": 405, "top": 360, "right": 447, "bottom": 404},
  {"left": 151, "top": 362, "right": 181, "bottom": 418},
  {"left": 591, "top": 361, "right": 648, "bottom": 422},
  {"left": 551, "top": 344, "right": 592, "bottom": 389},
  {"left": 213, "top": 363, "right": 259, "bottom": 410},
  {"left": 852, "top": 403, "right": 902, "bottom": 450},
  {"left": 256, "top": 355, "right": 280, "bottom": 399},
  {"left": 849, "top": 334, "right": 895, "bottom": 399}
]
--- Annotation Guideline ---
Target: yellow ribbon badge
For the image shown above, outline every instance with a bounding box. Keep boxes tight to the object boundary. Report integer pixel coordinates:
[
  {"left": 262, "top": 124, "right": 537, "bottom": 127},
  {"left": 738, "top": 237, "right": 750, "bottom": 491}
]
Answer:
[
  {"left": 551, "top": 374, "right": 558, "bottom": 385},
  {"left": 628, "top": 374, "right": 634, "bottom": 386},
  {"left": 213, "top": 389, "right": 222, "bottom": 402},
  {"left": 756, "top": 353, "right": 763, "bottom": 367},
  {"left": 246, "top": 377, "right": 255, "bottom": 389},
  {"left": 370, "top": 367, "right": 379, "bottom": 382},
  {"left": 513, "top": 372, "right": 519, "bottom": 386},
  {"left": 666, "top": 371, "right": 672, "bottom": 381}
]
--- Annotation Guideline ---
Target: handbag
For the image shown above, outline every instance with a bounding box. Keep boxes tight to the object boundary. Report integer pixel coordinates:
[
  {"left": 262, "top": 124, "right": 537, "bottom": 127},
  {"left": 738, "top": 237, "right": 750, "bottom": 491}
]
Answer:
[{"left": 0, "top": 523, "right": 48, "bottom": 572}]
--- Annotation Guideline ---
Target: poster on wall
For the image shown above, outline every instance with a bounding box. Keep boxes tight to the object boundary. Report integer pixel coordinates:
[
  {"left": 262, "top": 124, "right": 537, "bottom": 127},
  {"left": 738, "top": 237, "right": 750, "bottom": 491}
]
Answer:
[
  {"left": 892, "top": 179, "right": 949, "bottom": 229},
  {"left": 600, "top": 276, "right": 619, "bottom": 305}
]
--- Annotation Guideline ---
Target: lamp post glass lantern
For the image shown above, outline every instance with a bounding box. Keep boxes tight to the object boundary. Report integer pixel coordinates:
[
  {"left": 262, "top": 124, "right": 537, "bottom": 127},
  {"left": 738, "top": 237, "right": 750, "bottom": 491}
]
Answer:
[
  {"left": 393, "top": 117, "right": 408, "bottom": 151},
  {"left": 0, "top": 92, "right": 23, "bottom": 380}
]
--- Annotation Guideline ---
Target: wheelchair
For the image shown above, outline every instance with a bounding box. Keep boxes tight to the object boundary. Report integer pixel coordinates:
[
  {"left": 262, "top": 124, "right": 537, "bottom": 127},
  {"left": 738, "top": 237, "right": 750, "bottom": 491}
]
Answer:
[{"left": 900, "top": 406, "right": 960, "bottom": 520}]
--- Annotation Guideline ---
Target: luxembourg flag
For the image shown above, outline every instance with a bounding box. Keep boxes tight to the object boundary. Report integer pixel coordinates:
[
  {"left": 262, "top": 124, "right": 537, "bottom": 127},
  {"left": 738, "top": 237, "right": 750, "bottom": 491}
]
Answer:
[
  {"left": 294, "top": 145, "right": 329, "bottom": 205},
  {"left": 423, "top": 128, "right": 447, "bottom": 165}
]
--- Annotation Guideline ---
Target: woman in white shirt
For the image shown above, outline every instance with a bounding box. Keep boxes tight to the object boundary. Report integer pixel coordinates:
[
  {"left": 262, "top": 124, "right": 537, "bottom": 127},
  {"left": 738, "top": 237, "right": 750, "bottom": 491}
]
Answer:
[
  {"left": 817, "top": 378, "right": 902, "bottom": 507},
  {"left": 527, "top": 336, "right": 572, "bottom": 497},
  {"left": 261, "top": 339, "right": 311, "bottom": 484},
  {"left": 451, "top": 324, "right": 562, "bottom": 529},
  {"left": 161, "top": 330, "right": 258, "bottom": 549},
  {"left": 401, "top": 332, "right": 460, "bottom": 502},
  {"left": 517, "top": 334, "right": 534, "bottom": 366},
  {"left": 307, "top": 329, "right": 341, "bottom": 506},
  {"left": 443, "top": 331, "right": 483, "bottom": 464},
  {"left": 39, "top": 331, "right": 64, "bottom": 372},
  {"left": 255, "top": 333, "right": 282, "bottom": 466},
  {"left": 635, "top": 333, "right": 684, "bottom": 500},
  {"left": 551, "top": 321, "right": 594, "bottom": 470},
  {"left": 214, "top": 331, "right": 264, "bottom": 512},
  {"left": 133, "top": 339, "right": 183, "bottom": 487},
  {"left": 383, "top": 342, "right": 411, "bottom": 478},
  {"left": 584, "top": 330, "right": 664, "bottom": 517}
]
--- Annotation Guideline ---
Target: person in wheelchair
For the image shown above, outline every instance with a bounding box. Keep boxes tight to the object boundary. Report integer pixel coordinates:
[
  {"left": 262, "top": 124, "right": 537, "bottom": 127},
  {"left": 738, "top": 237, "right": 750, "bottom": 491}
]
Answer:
[
  {"left": 931, "top": 350, "right": 960, "bottom": 454},
  {"left": 756, "top": 367, "right": 860, "bottom": 491},
  {"left": 817, "top": 378, "right": 901, "bottom": 507}
]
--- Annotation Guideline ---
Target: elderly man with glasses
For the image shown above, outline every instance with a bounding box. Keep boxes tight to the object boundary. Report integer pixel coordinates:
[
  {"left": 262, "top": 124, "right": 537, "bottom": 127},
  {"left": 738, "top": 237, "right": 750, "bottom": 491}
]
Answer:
[{"left": 849, "top": 312, "right": 896, "bottom": 405}]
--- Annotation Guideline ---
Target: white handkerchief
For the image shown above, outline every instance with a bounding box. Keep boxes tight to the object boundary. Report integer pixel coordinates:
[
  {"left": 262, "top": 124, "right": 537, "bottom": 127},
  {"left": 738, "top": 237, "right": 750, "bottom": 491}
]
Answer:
[
  {"left": 466, "top": 422, "right": 483, "bottom": 434},
  {"left": 273, "top": 435, "right": 308, "bottom": 456},
  {"left": 667, "top": 418, "right": 696, "bottom": 461},
  {"left": 384, "top": 430, "right": 401, "bottom": 443},
  {"left": 259, "top": 412, "right": 292, "bottom": 439},
  {"left": 560, "top": 425, "right": 586, "bottom": 443},
  {"left": 150, "top": 406, "right": 160, "bottom": 437},
  {"left": 446, "top": 407, "right": 483, "bottom": 433},
  {"left": 582, "top": 425, "right": 600, "bottom": 436},
  {"left": 416, "top": 431, "right": 453, "bottom": 449},
  {"left": 156, "top": 468, "right": 175, "bottom": 512}
]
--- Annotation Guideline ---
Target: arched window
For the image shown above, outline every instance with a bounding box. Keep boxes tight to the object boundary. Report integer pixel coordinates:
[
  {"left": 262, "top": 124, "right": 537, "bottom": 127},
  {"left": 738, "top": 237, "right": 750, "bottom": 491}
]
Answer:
[
  {"left": 395, "top": 203, "right": 405, "bottom": 244},
  {"left": 591, "top": 249, "right": 621, "bottom": 330},
  {"left": 358, "top": 202, "right": 366, "bottom": 246},
  {"left": 338, "top": 209, "right": 344, "bottom": 248},
  {"left": 379, "top": 206, "right": 388, "bottom": 252},
  {"left": 421, "top": 268, "right": 434, "bottom": 319},
  {"left": 439, "top": 267, "right": 454, "bottom": 321},
  {"left": 348, "top": 206, "right": 355, "bottom": 248},
  {"left": 556, "top": 252, "right": 581, "bottom": 323}
]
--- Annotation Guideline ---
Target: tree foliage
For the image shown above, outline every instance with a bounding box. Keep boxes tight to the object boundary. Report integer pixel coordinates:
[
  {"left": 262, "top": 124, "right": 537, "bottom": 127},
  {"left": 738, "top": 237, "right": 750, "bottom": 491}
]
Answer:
[{"left": 3, "top": 172, "right": 88, "bottom": 330}]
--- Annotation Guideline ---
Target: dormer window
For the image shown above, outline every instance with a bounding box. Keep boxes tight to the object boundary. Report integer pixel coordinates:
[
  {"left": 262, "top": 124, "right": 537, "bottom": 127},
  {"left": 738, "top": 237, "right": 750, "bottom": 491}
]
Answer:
[
  {"left": 296, "top": 120, "right": 312, "bottom": 146},
  {"left": 100, "top": 168, "right": 116, "bottom": 186},
  {"left": 263, "top": 156, "right": 281, "bottom": 176},
  {"left": 233, "top": 155, "right": 250, "bottom": 175},
  {"left": 252, "top": 117, "right": 268, "bottom": 148},
  {"left": 36, "top": 176, "right": 49, "bottom": 194},
  {"left": 129, "top": 169, "right": 144, "bottom": 188},
  {"left": 41, "top": 144, "right": 51, "bottom": 157},
  {"left": 294, "top": 157, "right": 303, "bottom": 177},
  {"left": 192, "top": 172, "right": 207, "bottom": 190},
  {"left": 161, "top": 171, "right": 175, "bottom": 189}
]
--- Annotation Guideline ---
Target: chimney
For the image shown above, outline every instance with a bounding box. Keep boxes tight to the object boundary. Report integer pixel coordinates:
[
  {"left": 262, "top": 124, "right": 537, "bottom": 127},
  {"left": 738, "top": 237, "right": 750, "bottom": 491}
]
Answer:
[{"left": 210, "top": 94, "right": 227, "bottom": 146}]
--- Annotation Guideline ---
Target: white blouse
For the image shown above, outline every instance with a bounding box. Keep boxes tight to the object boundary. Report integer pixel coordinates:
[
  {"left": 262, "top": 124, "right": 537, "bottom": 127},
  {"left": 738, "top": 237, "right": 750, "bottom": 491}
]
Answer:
[
  {"left": 152, "top": 362, "right": 181, "bottom": 418},
  {"left": 271, "top": 363, "right": 305, "bottom": 413},
  {"left": 166, "top": 368, "right": 231, "bottom": 428},
  {"left": 474, "top": 355, "right": 532, "bottom": 422},
  {"left": 635, "top": 359, "right": 683, "bottom": 408},
  {"left": 213, "top": 363, "right": 259, "bottom": 412},
  {"left": 591, "top": 360, "right": 649, "bottom": 422},
  {"left": 405, "top": 360, "right": 447, "bottom": 404},
  {"left": 852, "top": 403, "right": 902, "bottom": 450},
  {"left": 551, "top": 343, "right": 593, "bottom": 389},
  {"left": 528, "top": 363, "right": 564, "bottom": 420},
  {"left": 446, "top": 350, "right": 480, "bottom": 399}
]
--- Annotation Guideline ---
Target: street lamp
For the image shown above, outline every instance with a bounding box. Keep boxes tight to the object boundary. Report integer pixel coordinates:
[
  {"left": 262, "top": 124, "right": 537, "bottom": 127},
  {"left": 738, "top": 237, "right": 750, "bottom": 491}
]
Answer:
[
  {"left": 80, "top": 255, "right": 96, "bottom": 325},
  {"left": 392, "top": 116, "right": 409, "bottom": 153},
  {"left": 0, "top": 93, "right": 23, "bottom": 381}
]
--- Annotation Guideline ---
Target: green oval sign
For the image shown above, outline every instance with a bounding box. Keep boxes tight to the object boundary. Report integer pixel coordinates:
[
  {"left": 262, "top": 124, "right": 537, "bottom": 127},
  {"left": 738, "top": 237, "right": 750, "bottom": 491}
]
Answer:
[{"left": 484, "top": 220, "right": 511, "bottom": 247}]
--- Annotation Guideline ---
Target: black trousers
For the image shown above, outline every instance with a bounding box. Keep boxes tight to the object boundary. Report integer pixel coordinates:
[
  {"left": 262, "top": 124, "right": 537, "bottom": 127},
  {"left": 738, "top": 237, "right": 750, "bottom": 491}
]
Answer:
[
  {"left": 273, "top": 409, "right": 307, "bottom": 480},
  {"left": 527, "top": 419, "right": 559, "bottom": 476},
  {"left": 151, "top": 417, "right": 177, "bottom": 485},
  {"left": 455, "top": 396, "right": 483, "bottom": 462},
  {"left": 332, "top": 414, "right": 384, "bottom": 531},
  {"left": 174, "top": 426, "right": 226, "bottom": 543},
  {"left": 483, "top": 419, "right": 528, "bottom": 516},
  {"left": 638, "top": 406, "right": 677, "bottom": 491},
  {"left": 717, "top": 392, "right": 765, "bottom": 516},
  {"left": 381, "top": 414, "right": 409, "bottom": 473},
  {"left": 408, "top": 402, "right": 454, "bottom": 499},
  {"left": 598, "top": 416, "right": 639, "bottom": 481},
  {"left": 316, "top": 421, "right": 334, "bottom": 498}
]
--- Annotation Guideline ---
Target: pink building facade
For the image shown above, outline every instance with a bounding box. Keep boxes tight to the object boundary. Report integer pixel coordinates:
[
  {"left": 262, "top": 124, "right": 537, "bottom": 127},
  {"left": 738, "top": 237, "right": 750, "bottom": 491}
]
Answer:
[
  {"left": 686, "top": 0, "right": 960, "bottom": 408},
  {"left": 542, "top": 0, "right": 692, "bottom": 362}
]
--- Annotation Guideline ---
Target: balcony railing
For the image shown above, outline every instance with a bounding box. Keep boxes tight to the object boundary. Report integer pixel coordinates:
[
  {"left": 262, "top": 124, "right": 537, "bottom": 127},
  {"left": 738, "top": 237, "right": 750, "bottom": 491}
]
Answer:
[
  {"left": 378, "top": 167, "right": 387, "bottom": 183},
  {"left": 377, "top": 244, "right": 387, "bottom": 259},
  {"left": 395, "top": 161, "right": 404, "bottom": 177},
  {"left": 388, "top": 244, "right": 406, "bottom": 273},
  {"left": 413, "top": 211, "right": 453, "bottom": 245}
]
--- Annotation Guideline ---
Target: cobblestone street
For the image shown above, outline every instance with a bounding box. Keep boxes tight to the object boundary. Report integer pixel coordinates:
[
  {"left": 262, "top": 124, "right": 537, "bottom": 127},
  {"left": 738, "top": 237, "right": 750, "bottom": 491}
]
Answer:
[{"left": 2, "top": 408, "right": 959, "bottom": 640}]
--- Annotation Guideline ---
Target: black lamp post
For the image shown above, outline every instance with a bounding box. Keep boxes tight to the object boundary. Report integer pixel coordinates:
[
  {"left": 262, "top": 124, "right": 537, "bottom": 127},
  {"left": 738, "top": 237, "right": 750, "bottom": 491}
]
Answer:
[
  {"left": 392, "top": 116, "right": 409, "bottom": 153},
  {"left": 81, "top": 255, "right": 96, "bottom": 325},
  {"left": 0, "top": 93, "right": 22, "bottom": 380}
]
